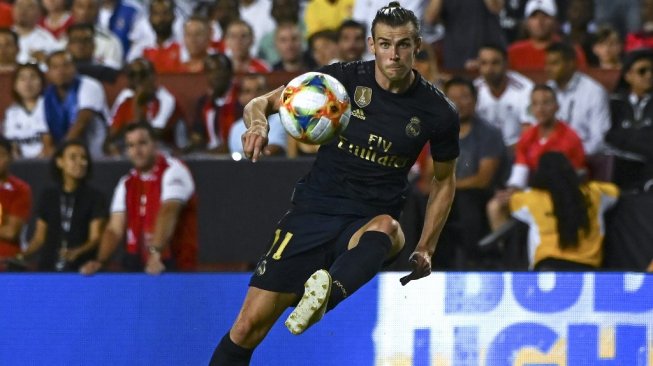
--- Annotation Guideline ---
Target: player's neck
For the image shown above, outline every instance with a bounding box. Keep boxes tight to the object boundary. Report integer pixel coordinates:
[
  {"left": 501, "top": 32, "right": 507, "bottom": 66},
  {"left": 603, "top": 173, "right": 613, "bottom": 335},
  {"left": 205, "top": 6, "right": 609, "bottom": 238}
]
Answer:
[{"left": 375, "top": 68, "right": 415, "bottom": 94}]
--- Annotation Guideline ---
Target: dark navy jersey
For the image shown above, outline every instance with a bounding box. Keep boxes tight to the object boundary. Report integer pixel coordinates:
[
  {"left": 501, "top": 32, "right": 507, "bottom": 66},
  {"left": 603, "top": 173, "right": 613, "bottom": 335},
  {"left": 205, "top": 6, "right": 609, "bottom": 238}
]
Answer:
[{"left": 291, "top": 60, "right": 460, "bottom": 218}]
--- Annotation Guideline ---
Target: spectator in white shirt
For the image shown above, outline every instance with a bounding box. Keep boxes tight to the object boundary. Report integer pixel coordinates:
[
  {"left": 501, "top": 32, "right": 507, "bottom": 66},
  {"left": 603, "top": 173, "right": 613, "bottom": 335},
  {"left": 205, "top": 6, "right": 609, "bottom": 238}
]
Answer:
[
  {"left": 43, "top": 51, "right": 109, "bottom": 158},
  {"left": 239, "top": 0, "right": 275, "bottom": 55},
  {"left": 544, "top": 42, "right": 610, "bottom": 156},
  {"left": 12, "top": 0, "right": 62, "bottom": 64},
  {"left": 228, "top": 74, "right": 286, "bottom": 157},
  {"left": 3, "top": 63, "right": 54, "bottom": 159},
  {"left": 475, "top": 43, "right": 534, "bottom": 150},
  {"left": 71, "top": 0, "right": 124, "bottom": 69}
]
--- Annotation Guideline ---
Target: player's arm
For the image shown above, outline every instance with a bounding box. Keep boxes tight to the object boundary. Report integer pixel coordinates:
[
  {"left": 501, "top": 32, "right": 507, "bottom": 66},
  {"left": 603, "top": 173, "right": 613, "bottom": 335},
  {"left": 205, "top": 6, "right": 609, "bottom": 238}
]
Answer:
[
  {"left": 407, "top": 159, "right": 456, "bottom": 281},
  {"left": 80, "top": 212, "right": 125, "bottom": 275},
  {"left": 65, "top": 109, "right": 95, "bottom": 140},
  {"left": 0, "top": 214, "right": 26, "bottom": 243},
  {"left": 145, "top": 199, "right": 184, "bottom": 275},
  {"left": 242, "top": 85, "right": 285, "bottom": 162}
]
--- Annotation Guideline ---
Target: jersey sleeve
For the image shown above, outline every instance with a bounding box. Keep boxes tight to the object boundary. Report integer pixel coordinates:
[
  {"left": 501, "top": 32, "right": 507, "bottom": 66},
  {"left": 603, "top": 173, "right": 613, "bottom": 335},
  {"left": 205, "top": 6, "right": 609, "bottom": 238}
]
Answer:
[
  {"left": 78, "top": 77, "right": 108, "bottom": 113},
  {"left": 429, "top": 106, "right": 460, "bottom": 162},
  {"left": 161, "top": 162, "right": 195, "bottom": 203},
  {"left": 316, "top": 62, "right": 347, "bottom": 85},
  {"left": 110, "top": 176, "right": 128, "bottom": 213}
]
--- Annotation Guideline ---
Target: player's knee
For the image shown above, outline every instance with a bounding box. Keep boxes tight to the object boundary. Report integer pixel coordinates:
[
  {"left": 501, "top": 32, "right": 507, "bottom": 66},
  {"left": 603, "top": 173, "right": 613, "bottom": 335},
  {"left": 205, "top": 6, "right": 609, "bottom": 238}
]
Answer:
[
  {"left": 231, "top": 316, "right": 266, "bottom": 347},
  {"left": 367, "top": 214, "right": 399, "bottom": 237}
]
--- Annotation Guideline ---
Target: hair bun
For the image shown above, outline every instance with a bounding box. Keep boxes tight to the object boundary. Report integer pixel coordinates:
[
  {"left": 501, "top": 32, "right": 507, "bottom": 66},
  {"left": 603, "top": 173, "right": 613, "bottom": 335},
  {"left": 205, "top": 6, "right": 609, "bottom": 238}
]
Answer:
[{"left": 388, "top": 1, "right": 401, "bottom": 7}]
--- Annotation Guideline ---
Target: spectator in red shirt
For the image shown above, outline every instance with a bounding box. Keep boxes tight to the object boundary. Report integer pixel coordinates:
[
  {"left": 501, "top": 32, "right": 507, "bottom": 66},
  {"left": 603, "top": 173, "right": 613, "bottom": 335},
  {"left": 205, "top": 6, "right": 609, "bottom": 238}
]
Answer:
[
  {"left": 225, "top": 19, "right": 270, "bottom": 73},
  {"left": 0, "top": 1, "right": 12, "bottom": 28},
  {"left": 189, "top": 53, "right": 239, "bottom": 153},
  {"left": 81, "top": 122, "right": 198, "bottom": 274},
  {"left": 508, "top": 0, "right": 586, "bottom": 71},
  {"left": 139, "top": 0, "right": 182, "bottom": 73},
  {"left": 0, "top": 136, "right": 32, "bottom": 260},
  {"left": 487, "top": 84, "right": 585, "bottom": 231},
  {"left": 624, "top": 0, "right": 653, "bottom": 52},
  {"left": 105, "top": 58, "right": 186, "bottom": 155}
]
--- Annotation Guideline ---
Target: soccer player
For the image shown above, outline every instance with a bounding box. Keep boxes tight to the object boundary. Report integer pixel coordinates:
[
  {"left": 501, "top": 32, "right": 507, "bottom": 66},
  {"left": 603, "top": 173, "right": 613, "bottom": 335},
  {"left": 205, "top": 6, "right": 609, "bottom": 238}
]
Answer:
[{"left": 210, "top": 2, "right": 459, "bottom": 365}]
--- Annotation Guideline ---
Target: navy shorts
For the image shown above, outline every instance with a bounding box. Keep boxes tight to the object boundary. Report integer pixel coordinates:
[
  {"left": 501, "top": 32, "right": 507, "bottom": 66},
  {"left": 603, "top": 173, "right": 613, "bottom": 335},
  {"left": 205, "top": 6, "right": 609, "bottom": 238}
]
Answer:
[{"left": 249, "top": 208, "right": 372, "bottom": 296}]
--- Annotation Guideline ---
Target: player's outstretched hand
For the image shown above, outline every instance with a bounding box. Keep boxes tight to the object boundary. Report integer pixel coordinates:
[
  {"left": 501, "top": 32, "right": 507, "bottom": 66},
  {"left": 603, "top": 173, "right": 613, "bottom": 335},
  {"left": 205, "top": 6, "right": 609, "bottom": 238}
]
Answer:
[
  {"left": 400, "top": 250, "right": 432, "bottom": 286},
  {"left": 241, "top": 125, "right": 269, "bottom": 163}
]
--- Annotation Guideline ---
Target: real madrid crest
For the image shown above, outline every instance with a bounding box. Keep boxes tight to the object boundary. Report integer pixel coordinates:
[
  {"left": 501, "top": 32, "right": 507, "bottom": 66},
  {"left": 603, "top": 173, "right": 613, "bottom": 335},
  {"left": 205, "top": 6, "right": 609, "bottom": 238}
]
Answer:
[
  {"left": 406, "top": 117, "right": 421, "bottom": 138},
  {"left": 255, "top": 259, "right": 267, "bottom": 276},
  {"left": 354, "top": 86, "right": 372, "bottom": 108}
]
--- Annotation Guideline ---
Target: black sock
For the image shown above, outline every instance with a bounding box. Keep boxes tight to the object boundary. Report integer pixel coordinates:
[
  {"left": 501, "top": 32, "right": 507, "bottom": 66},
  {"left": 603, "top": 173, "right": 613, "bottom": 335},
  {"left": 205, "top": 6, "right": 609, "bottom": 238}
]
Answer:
[
  {"left": 327, "top": 230, "right": 391, "bottom": 310},
  {"left": 209, "top": 332, "right": 253, "bottom": 366}
]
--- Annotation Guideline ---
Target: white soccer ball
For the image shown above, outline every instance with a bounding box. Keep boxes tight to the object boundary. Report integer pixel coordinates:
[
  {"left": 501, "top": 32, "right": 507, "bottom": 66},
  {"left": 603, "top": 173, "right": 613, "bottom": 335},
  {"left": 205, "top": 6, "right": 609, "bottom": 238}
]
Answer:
[{"left": 278, "top": 72, "right": 351, "bottom": 145}]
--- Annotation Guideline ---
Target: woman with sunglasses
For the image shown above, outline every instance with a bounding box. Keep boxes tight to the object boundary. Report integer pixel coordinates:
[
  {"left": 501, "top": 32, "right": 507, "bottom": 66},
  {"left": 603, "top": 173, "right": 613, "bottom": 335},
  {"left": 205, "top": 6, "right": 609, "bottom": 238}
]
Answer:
[
  {"left": 17, "top": 140, "right": 107, "bottom": 271},
  {"left": 606, "top": 49, "right": 653, "bottom": 192}
]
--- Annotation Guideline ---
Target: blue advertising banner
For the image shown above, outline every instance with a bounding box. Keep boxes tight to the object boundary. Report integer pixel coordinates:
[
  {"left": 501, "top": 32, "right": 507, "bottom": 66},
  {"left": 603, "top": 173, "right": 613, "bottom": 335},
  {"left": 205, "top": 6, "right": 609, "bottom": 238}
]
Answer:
[{"left": 1, "top": 273, "right": 651, "bottom": 365}]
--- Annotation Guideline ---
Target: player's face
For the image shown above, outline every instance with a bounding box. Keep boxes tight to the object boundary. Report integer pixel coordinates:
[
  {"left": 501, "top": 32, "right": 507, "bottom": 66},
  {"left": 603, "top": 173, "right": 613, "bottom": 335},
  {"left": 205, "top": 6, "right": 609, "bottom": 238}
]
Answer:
[
  {"left": 545, "top": 52, "right": 575, "bottom": 83},
  {"left": 445, "top": 84, "right": 476, "bottom": 121},
  {"left": 369, "top": 22, "right": 421, "bottom": 85},
  {"left": 14, "top": 67, "right": 42, "bottom": 102},
  {"left": 125, "top": 129, "right": 157, "bottom": 171},
  {"left": 57, "top": 145, "right": 88, "bottom": 181},
  {"left": 478, "top": 48, "right": 506, "bottom": 85},
  {"left": 625, "top": 59, "right": 653, "bottom": 96},
  {"left": 530, "top": 89, "right": 559, "bottom": 125}
]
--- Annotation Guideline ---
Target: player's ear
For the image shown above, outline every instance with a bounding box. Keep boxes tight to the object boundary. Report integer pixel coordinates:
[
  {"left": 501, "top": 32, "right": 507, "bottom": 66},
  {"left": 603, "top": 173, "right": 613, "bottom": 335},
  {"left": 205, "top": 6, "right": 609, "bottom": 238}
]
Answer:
[
  {"left": 367, "top": 36, "right": 375, "bottom": 54},
  {"left": 414, "top": 37, "right": 422, "bottom": 57}
]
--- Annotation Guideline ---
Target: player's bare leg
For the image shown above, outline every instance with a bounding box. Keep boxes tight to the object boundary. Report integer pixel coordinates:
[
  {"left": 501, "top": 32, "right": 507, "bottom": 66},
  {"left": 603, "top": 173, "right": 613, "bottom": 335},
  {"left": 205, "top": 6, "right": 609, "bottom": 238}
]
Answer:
[
  {"left": 210, "top": 287, "right": 298, "bottom": 365},
  {"left": 285, "top": 214, "right": 404, "bottom": 335}
]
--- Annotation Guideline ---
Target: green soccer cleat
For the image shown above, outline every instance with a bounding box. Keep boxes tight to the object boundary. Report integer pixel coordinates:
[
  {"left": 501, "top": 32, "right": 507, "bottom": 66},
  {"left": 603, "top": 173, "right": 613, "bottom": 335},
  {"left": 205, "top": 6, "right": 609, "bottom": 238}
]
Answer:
[{"left": 285, "top": 269, "right": 332, "bottom": 335}]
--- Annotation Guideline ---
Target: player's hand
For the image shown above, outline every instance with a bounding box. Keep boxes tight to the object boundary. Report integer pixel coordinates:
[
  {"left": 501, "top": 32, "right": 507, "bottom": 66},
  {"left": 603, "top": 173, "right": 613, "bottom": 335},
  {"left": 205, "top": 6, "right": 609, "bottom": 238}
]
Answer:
[
  {"left": 241, "top": 124, "right": 269, "bottom": 162},
  {"left": 145, "top": 253, "right": 166, "bottom": 275},
  {"left": 80, "top": 260, "right": 102, "bottom": 276},
  {"left": 399, "top": 250, "right": 432, "bottom": 286}
]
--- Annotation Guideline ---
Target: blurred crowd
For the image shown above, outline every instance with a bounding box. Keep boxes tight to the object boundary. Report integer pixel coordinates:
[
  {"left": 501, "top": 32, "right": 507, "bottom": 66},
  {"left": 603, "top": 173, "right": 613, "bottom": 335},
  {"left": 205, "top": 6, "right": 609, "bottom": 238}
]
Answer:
[{"left": 0, "top": 0, "right": 653, "bottom": 272}]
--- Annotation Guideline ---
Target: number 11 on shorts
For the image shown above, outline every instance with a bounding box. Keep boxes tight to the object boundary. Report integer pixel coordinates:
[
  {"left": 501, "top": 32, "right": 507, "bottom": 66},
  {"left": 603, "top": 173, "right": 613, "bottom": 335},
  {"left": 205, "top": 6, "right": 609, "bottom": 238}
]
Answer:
[{"left": 267, "top": 229, "right": 294, "bottom": 260}]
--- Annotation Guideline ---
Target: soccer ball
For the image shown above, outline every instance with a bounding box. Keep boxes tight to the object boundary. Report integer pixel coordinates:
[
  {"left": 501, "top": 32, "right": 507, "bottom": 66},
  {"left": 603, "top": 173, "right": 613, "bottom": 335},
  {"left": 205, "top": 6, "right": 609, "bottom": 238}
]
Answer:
[{"left": 278, "top": 72, "right": 351, "bottom": 145}]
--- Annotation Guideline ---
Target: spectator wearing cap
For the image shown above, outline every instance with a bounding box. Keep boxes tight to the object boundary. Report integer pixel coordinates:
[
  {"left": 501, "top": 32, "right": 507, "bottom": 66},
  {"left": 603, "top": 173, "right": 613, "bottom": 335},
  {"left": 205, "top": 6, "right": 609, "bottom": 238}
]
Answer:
[
  {"left": 606, "top": 49, "right": 653, "bottom": 192},
  {"left": 544, "top": 42, "right": 610, "bottom": 157},
  {"left": 508, "top": 0, "right": 586, "bottom": 71},
  {"left": 423, "top": 0, "right": 506, "bottom": 70}
]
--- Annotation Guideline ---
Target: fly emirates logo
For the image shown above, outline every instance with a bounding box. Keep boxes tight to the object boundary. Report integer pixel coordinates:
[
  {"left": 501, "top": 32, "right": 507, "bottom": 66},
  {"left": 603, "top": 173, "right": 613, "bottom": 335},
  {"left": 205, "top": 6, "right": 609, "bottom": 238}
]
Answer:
[{"left": 336, "top": 133, "right": 410, "bottom": 168}]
